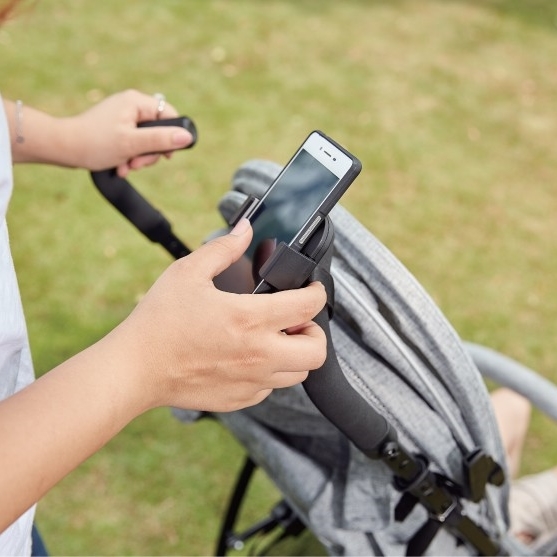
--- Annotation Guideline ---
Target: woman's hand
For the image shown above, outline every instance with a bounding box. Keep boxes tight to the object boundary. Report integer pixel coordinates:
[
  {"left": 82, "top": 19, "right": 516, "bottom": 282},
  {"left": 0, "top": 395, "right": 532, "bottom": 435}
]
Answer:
[
  {"left": 6, "top": 90, "right": 193, "bottom": 174},
  {"left": 110, "top": 218, "right": 328, "bottom": 413},
  {"left": 63, "top": 89, "right": 194, "bottom": 176}
]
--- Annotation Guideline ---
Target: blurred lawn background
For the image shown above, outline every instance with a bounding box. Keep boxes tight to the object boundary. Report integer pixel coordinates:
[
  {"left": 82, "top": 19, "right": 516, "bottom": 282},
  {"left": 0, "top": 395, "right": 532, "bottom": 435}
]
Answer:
[{"left": 3, "top": 0, "right": 557, "bottom": 554}]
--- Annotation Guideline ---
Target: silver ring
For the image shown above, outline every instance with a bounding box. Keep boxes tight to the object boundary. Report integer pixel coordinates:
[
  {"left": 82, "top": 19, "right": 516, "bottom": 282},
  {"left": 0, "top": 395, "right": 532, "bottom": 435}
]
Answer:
[{"left": 154, "top": 93, "right": 166, "bottom": 119}]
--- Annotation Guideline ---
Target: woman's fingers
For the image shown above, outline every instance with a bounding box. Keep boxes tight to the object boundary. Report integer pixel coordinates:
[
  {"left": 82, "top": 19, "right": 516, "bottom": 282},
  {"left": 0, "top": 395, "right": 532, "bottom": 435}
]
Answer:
[
  {"left": 243, "top": 281, "right": 327, "bottom": 331},
  {"left": 269, "top": 320, "right": 327, "bottom": 373},
  {"left": 184, "top": 219, "right": 253, "bottom": 279}
]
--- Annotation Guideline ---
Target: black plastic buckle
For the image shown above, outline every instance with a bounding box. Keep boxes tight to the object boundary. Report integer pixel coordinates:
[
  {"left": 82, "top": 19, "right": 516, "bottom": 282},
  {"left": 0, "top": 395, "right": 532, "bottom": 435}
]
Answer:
[{"left": 463, "top": 448, "right": 505, "bottom": 503}]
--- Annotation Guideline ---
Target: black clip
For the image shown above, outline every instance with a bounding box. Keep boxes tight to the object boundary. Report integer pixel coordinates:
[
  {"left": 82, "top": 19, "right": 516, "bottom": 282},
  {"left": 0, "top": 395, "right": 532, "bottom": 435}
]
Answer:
[
  {"left": 463, "top": 448, "right": 505, "bottom": 503},
  {"left": 227, "top": 195, "right": 260, "bottom": 228}
]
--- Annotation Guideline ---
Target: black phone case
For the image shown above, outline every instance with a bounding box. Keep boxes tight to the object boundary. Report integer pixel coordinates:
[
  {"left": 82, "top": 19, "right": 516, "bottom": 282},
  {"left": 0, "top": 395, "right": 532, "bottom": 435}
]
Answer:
[
  {"left": 247, "top": 131, "right": 360, "bottom": 257},
  {"left": 231, "top": 130, "right": 361, "bottom": 294}
]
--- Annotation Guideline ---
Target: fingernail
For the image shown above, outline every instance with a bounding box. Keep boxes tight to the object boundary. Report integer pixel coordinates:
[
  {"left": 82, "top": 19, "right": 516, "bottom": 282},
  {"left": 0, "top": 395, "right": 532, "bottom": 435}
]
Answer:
[
  {"left": 172, "top": 129, "right": 192, "bottom": 146},
  {"left": 230, "top": 218, "right": 250, "bottom": 236}
]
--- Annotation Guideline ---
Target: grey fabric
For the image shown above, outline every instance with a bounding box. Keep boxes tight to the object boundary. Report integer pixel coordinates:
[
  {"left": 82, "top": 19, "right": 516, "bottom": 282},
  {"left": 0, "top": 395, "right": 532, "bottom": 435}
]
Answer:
[{"left": 179, "top": 159, "right": 548, "bottom": 555}]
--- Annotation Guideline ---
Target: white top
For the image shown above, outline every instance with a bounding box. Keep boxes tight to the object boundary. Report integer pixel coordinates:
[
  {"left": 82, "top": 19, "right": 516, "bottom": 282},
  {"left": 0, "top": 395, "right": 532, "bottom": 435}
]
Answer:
[{"left": 0, "top": 96, "right": 36, "bottom": 556}]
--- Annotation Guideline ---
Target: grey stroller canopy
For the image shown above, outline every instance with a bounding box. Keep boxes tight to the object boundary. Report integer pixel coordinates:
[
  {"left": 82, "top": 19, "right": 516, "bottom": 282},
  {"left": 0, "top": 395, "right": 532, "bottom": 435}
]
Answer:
[{"left": 92, "top": 156, "right": 557, "bottom": 557}]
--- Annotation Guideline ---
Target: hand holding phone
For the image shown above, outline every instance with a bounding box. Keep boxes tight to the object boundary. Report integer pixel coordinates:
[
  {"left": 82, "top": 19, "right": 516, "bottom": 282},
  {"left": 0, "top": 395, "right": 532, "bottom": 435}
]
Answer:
[{"left": 215, "top": 130, "right": 361, "bottom": 294}]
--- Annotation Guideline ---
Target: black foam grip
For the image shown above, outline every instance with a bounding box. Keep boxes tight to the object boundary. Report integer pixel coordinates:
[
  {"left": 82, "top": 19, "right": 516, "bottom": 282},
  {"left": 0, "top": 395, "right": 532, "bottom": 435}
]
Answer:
[
  {"left": 137, "top": 116, "right": 197, "bottom": 151},
  {"left": 90, "top": 169, "right": 190, "bottom": 259},
  {"left": 303, "top": 308, "right": 396, "bottom": 459},
  {"left": 91, "top": 168, "right": 171, "bottom": 242}
]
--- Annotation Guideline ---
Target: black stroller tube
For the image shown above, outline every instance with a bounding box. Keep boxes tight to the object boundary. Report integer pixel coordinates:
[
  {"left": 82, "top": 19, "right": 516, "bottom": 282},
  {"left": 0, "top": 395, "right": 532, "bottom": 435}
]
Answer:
[
  {"left": 90, "top": 116, "right": 197, "bottom": 260},
  {"left": 303, "top": 307, "right": 396, "bottom": 460},
  {"left": 90, "top": 169, "right": 190, "bottom": 260}
]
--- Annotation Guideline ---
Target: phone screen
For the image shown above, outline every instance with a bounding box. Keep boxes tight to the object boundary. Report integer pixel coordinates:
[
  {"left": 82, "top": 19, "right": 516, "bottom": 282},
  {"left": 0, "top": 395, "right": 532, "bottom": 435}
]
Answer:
[{"left": 247, "top": 149, "right": 339, "bottom": 269}]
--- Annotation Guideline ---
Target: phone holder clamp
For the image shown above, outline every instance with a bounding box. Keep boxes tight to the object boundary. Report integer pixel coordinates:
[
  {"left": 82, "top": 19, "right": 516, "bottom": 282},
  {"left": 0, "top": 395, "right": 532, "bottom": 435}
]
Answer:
[{"left": 227, "top": 194, "right": 335, "bottom": 317}]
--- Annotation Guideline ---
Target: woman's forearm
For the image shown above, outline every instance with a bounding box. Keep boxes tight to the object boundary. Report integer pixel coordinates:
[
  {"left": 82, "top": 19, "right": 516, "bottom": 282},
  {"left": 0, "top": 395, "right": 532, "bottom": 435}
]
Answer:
[{"left": 0, "top": 332, "right": 145, "bottom": 531}]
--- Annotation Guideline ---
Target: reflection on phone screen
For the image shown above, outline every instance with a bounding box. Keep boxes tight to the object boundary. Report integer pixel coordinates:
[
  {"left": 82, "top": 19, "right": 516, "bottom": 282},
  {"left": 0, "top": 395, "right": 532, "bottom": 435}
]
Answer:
[{"left": 215, "top": 148, "right": 338, "bottom": 294}]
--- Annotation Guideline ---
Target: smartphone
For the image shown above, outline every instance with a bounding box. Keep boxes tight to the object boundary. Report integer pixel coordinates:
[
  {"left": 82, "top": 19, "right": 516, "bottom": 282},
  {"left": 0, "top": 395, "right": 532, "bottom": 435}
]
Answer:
[{"left": 215, "top": 130, "right": 361, "bottom": 294}]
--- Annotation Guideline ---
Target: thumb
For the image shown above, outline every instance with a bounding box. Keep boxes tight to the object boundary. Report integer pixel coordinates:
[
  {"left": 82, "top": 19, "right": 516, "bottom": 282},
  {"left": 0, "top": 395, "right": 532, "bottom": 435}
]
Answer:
[
  {"left": 188, "top": 218, "right": 253, "bottom": 280},
  {"left": 132, "top": 126, "right": 193, "bottom": 156}
]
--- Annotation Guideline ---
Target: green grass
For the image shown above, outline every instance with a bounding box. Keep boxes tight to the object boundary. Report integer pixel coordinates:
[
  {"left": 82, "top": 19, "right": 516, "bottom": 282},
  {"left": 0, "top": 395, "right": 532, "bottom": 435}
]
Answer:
[{"left": 3, "top": 0, "right": 557, "bottom": 554}]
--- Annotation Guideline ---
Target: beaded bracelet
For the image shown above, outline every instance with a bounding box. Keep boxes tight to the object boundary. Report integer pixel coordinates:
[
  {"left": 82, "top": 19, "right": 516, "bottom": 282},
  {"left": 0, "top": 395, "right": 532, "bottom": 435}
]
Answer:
[{"left": 15, "top": 99, "right": 24, "bottom": 144}]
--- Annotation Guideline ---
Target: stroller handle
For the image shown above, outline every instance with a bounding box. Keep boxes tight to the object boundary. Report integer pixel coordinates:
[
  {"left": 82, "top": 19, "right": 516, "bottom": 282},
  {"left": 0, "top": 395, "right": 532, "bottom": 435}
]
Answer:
[
  {"left": 90, "top": 116, "right": 197, "bottom": 259},
  {"left": 304, "top": 306, "right": 397, "bottom": 459},
  {"left": 300, "top": 237, "right": 397, "bottom": 459}
]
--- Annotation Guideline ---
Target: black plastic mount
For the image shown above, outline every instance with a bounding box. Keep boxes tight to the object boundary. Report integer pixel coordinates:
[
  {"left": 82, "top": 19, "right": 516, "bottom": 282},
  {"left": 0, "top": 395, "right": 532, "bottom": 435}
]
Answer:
[{"left": 227, "top": 194, "right": 336, "bottom": 314}]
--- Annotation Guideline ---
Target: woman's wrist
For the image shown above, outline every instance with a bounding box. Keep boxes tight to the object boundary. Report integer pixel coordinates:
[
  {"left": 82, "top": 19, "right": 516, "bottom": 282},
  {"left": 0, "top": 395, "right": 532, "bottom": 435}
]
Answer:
[{"left": 7, "top": 99, "right": 81, "bottom": 167}]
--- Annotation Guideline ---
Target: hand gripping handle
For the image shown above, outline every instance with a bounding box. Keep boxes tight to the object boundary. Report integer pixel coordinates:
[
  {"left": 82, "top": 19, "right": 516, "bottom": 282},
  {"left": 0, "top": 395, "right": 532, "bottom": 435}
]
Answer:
[{"left": 90, "top": 116, "right": 197, "bottom": 259}]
